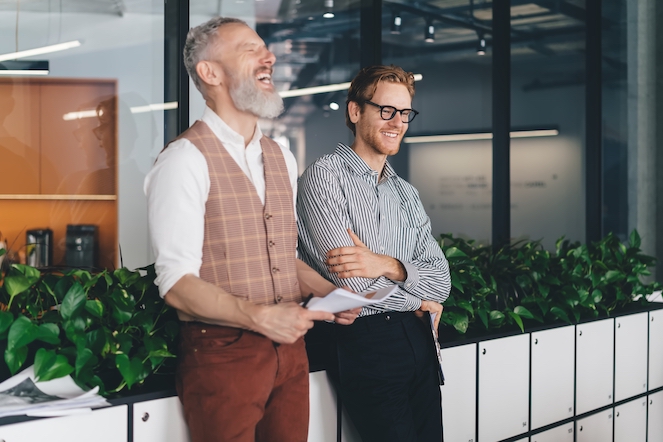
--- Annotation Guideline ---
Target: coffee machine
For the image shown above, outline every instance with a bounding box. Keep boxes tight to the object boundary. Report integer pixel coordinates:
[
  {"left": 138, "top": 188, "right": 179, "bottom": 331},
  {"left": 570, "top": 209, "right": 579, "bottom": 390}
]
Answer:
[
  {"left": 65, "top": 225, "right": 97, "bottom": 268},
  {"left": 26, "top": 228, "right": 53, "bottom": 268}
]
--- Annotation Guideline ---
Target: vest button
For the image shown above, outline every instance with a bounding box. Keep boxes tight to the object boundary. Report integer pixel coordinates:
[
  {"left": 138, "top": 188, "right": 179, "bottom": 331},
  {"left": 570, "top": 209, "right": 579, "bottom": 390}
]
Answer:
[
  {"left": 276, "top": 295, "right": 283, "bottom": 302},
  {"left": 385, "top": 315, "right": 391, "bottom": 321},
  {"left": 265, "top": 213, "right": 272, "bottom": 220},
  {"left": 272, "top": 267, "right": 279, "bottom": 273},
  {"left": 269, "top": 240, "right": 275, "bottom": 247}
]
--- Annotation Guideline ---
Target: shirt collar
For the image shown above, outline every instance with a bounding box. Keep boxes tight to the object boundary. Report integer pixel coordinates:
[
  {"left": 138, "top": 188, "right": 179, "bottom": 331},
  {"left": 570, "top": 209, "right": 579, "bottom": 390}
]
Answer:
[
  {"left": 201, "top": 105, "right": 263, "bottom": 147},
  {"left": 335, "top": 143, "right": 398, "bottom": 181}
]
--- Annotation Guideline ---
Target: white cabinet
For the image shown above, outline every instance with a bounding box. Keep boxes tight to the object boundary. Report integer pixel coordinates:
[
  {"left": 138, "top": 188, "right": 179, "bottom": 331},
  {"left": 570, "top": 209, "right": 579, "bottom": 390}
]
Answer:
[
  {"left": 133, "top": 396, "right": 190, "bottom": 442},
  {"left": 614, "top": 397, "right": 647, "bottom": 442},
  {"left": 440, "top": 343, "right": 476, "bottom": 442},
  {"left": 576, "top": 319, "right": 614, "bottom": 415},
  {"left": 340, "top": 405, "right": 362, "bottom": 442},
  {"left": 478, "top": 334, "right": 530, "bottom": 442},
  {"left": 648, "top": 390, "right": 663, "bottom": 441},
  {"left": 576, "top": 409, "right": 613, "bottom": 442},
  {"left": 530, "top": 326, "right": 574, "bottom": 430},
  {"left": 649, "top": 310, "right": 663, "bottom": 390},
  {"left": 0, "top": 405, "right": 127, "bottom": 442},
  {"left": 531, "top": 423, "right": 574, "bottom": 442},
  {"left": 614, "top": 313, "right": 648, "bottom": 401},
  {"left": 308, "top": 371, "right": 338, "bottom": 442}
]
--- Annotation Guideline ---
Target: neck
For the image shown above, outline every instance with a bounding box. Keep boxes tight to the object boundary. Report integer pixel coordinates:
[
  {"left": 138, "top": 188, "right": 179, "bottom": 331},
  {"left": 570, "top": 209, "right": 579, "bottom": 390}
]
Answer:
[
  {"left": 350, "top": 140, "right": 387, "bottom": 177},
  {"left": 206, "top": 95, "right": 258, "bottom": 147}
]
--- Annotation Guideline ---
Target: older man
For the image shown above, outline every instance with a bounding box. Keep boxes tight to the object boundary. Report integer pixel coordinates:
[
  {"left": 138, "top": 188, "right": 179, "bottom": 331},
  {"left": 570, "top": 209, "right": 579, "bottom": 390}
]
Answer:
[{"left": 144, "top": 17, "right": 356, "bottom": 442}]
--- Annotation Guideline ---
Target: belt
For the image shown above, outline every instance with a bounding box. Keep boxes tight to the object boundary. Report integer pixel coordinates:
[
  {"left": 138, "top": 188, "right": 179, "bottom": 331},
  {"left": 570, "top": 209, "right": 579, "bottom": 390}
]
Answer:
[{"left": 334, "top": 311, "right": 415, "bottom": 336}]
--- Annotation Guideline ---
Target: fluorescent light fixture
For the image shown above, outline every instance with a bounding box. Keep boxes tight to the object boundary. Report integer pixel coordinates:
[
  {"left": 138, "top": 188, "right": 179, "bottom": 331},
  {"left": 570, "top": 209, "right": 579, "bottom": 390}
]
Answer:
[
  {"left": 63, "top": 101, "right": 178, "bottom": 121},
  {"left": 0, "top": 60, "right": 49, "bottom": 76},
  {"left": 130, "top": 101, "right": 178, "bottom": 114},
  {"left": 280, "top": 73, "right": 423, "bottom": 98},
  {"left": 404, "top": 129, "right": 559, "bottom": 144},
  {"left": 0, "top": 40, "right": 81, "bottom": 62},
  {"left": 329, "top": 102, "right": 340, "bottom": 111}
]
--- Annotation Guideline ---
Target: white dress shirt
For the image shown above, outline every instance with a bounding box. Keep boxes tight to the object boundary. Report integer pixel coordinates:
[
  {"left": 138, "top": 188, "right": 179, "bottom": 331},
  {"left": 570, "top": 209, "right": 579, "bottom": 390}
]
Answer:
[{"left": 144, "top": 106, "right": 298, "bottom": 297}]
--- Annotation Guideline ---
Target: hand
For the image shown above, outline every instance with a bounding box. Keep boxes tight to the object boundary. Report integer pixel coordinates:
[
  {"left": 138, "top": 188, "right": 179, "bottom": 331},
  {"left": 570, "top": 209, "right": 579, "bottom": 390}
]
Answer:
[
  {"left": 326, "top": 229, "right": 405, "bottom": 281},
  {"left": 333, "top": 307, "right": 361, "bottom": 325},
  {"left": 252, "top": 303, "right": 334, "bottom": 344},
  {"left": 414, "top": 300, "right": 443, "bottom": 336}
]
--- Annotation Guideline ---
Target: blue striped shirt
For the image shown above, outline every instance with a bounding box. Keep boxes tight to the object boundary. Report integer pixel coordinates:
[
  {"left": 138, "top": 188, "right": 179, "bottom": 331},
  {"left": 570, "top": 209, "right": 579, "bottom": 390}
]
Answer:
[{"left": 297, "top": 143, "right": 451, "bottom": 316}]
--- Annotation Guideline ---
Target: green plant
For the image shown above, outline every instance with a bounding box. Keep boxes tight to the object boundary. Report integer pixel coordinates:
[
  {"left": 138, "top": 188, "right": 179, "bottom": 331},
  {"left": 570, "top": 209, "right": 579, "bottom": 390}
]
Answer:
[
  {"left": 438, "top": 230, "right": 661, "bottom": 336},
  {"left": 0, "top": 258, "right": 179, "bottom": 395}
]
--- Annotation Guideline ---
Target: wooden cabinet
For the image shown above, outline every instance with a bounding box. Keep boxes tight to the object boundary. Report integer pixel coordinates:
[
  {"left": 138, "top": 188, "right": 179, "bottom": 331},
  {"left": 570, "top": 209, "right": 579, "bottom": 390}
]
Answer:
[
  {"left": 649, "top": 391, "right": 663, "bottom": 441},
  {"left": 614, "top": 313, "right": 648, "bottom": 402},
  {"left": 576, "top": 319, "right": 614, "bottom": 415},
  {"left": 478, "top": 334, "right": 530, "bottom": 442},
  {"left": 0, "top": 405, "right": 127, "bottom": 442},
  {"left": 531, "top": 422, "right": 574, "bottom": 442},
  {"left": 440, "top": 343, "right": 476, "bottom": 442},
  {"left": 614, "top": 397, "right": 647, "bottom": 442},
  {"left": 530, "top": 326, "right": 574, "bottom": 430},
  {"left": 576, "top": 409, "right": 613, "bottom": 442},
  {"left": 649, "top": 310, "right": 663, "bottom": 390},
  {"left": 133, "top": 397, "right": 190, "bottom": 442},
  {"left": 0, "top": 78, "right": 118, "bottom": 269}
]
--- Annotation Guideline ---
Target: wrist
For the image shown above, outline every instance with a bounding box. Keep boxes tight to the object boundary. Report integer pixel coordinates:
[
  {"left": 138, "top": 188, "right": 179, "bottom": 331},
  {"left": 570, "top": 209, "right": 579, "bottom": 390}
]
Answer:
[{"left": 384, "top": 256, "right": 407, "bottom": 282}]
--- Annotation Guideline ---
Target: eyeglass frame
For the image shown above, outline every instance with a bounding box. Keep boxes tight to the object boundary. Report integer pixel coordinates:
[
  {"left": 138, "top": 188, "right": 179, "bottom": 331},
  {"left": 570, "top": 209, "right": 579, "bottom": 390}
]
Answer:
[{"left": 361, "top": 100, "right": 419, "bottom": 123}]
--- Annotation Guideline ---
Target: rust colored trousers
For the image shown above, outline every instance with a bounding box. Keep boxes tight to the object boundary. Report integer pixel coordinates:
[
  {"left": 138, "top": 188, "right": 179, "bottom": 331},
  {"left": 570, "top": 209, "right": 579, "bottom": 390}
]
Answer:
[{"left": 175, "top": 322, "right": 310, "bottom": 442}]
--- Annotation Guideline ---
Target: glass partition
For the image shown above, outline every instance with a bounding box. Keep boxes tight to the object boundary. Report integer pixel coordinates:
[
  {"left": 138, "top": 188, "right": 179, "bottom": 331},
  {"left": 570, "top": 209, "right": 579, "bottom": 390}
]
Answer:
[{"left": 0, "top": 1, "right": 165, "bottom": 269}]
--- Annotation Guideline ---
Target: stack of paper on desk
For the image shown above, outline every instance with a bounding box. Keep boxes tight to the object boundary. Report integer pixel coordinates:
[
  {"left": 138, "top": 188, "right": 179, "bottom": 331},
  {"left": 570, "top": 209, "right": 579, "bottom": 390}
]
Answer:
[
  {"left": 305, "top": 285, "right": 398, "bottom": 314},
  {"left": 0, "top": 366, "right": 109, "bottom": 419}
]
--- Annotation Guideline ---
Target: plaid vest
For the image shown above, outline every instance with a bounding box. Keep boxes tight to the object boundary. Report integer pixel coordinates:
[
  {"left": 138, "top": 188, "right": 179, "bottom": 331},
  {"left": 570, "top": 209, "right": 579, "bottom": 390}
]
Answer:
[{"left": 176, "top": 121, "right": 301, "bottom": 306}]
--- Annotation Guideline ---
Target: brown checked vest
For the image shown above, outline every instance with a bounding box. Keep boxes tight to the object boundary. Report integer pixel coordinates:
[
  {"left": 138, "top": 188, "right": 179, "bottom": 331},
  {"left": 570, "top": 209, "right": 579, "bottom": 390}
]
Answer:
[{"left": 171, "top": 121, "right": 301, "bottom": 306}]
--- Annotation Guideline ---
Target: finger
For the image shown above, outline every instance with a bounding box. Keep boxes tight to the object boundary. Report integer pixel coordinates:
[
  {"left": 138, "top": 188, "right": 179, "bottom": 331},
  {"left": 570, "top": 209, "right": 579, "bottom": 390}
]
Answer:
[
  {"left": 347, "top": 229, "right": 366, "bottom": 248},
  {"left": 327, "top": 246, "right": 360, "bottom": 259},
  {"left": 414, "top": 310, "right": 424, "bottom": 318},
  {"left": 306, "top": 310, "right": 335, "bottom": 322},
  {"left": 326, "top": 254, "right": 358, "bottom": 266}
]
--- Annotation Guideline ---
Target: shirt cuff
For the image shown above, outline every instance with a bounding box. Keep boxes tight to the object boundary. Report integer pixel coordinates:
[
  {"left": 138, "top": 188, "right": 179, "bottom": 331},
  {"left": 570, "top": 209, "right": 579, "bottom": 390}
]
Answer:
[{"left": 396, "top": 260, "right": 419, "bottom": 292}]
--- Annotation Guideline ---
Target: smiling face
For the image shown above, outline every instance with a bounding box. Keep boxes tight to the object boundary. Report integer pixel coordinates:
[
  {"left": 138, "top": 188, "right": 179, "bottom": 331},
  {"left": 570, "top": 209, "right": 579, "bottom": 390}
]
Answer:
[
  {"left": 349, "top": 81, "right": 411, "bottom": 165},
  {"left": 211, "top": 23, "right": 283, "bottom": 118}
]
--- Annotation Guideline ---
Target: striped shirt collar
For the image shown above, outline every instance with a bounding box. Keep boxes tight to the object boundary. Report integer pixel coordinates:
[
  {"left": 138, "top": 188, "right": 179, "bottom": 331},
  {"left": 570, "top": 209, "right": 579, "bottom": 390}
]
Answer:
[{"left": 335, "top": 143, "right": 398, "bottom": 182}]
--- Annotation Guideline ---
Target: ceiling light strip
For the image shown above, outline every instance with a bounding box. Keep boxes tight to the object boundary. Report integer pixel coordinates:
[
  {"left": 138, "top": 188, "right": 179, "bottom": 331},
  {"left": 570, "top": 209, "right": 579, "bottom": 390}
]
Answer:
[
  {"left": 0, "top": 40, "right": 81, "bottom": 62},
  {"left": 280, "top": 74, "right": 423, "bottom": 98},
  {"left": 404, "top": 129, "right": 559, "bottom": 144},
  {"left": 0, "top": 70, "right": 49, "bottom": 76},
  {"left": 62, "top": 101, "right": 179, "bottom": 121}
]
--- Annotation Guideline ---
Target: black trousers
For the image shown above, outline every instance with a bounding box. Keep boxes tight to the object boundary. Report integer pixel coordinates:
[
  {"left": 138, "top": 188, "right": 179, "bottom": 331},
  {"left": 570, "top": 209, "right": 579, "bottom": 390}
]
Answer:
[{"left": 333, "top": 312, "right": 443, "bottom": 442}]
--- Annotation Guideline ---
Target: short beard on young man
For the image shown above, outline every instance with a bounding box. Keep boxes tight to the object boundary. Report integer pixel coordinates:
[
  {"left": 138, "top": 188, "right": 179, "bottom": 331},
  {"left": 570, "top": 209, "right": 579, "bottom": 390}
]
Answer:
[{"left": 227, "top": 69, "right": 284, "bottom": 119}]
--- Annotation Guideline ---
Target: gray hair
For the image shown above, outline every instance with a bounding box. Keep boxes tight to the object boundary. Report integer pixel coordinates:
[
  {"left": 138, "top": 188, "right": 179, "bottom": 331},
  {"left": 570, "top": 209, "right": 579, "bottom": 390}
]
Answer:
[{"left": 183, "top": 16, "right": 247, "bottom": 94}]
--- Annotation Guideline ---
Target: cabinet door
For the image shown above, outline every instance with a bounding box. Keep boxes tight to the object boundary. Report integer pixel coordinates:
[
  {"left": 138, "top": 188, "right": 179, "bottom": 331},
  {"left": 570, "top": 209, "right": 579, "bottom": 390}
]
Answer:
[
  {"left": 308, "top": 371, "right": 338, "bottom": 442},
  {"left": 133, "top": 396, "right": 190, "bottom": 442},
  {"left": 531, "top": 423, "right": 574, "bottom": 442},
  {"left": 440, "top": 343, "right": 476, "bottom": 442},
  {"left": 614, "top": 397, "right": 647, "bottom": 442},
  {"left": 0, "top": 405, "right": 127, "bottom": 442},
  {"left": 530, "top": 326, "right": 574, "bottom": 430},
  {"left": 614, "top": 313, "right": 648, "bottom": 402},
  {"left": 649, "top": 310, "right": 663, "bottom": 390},
  {"left": 576, "top": 319, "right": 614, "bottom": 415},
  {"left": 648, "top": 390, "right": 663, "bottom": 442},
  {"left": 576, "top": 409, "right": 613, "bottom": 442},
  {"left": 478, "top": 334, "right": 530, "bottom": 442}
]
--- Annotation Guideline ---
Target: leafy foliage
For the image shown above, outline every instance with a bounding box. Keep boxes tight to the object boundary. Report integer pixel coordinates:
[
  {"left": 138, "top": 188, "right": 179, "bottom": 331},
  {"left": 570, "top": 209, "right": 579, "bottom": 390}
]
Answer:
[
  {"left": 0, "top": 261, "right": 178, "bottom": 395},
  {"left": 439, "top": 231, "right": 661, "bottom": 335}
]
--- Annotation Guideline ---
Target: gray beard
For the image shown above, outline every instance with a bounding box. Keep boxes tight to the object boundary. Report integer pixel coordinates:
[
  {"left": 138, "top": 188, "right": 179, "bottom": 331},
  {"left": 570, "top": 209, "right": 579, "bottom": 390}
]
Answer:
[{"left": 229, "top": 73, "right": 284, "bottom": 119}]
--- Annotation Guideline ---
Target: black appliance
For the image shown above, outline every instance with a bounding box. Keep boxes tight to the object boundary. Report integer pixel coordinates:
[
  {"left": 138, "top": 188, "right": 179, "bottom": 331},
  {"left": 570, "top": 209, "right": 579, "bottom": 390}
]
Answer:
[
  {"left": 65, "top": 225, "right": 97, "bottom": 268},
  {"left": 26, "top": 228, "right": 53, "bottom": 268}
]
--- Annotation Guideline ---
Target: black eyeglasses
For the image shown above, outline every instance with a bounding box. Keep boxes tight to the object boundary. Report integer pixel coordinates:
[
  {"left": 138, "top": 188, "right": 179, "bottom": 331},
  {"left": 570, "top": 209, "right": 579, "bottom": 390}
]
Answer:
[{"left": 363, "top": 100, "right": 419, "bottom": 123}]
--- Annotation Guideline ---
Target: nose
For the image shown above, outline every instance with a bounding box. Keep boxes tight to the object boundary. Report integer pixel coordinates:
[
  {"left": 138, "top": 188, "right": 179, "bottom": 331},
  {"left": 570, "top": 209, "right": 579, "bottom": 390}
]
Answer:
[{"left": 261, "top": 46, "right": 276, "bottom": 66}]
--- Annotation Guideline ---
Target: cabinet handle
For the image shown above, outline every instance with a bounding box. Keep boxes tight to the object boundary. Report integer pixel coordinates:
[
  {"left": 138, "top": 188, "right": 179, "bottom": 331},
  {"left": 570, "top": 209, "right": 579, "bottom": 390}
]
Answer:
[
  {"left": 579, "top": 330, "right": 582, "bottom": 336},
  {"left": 651, "top": 400, "right": 654, "bottom": 405},
  {"left": 482, "top": 348, "right": 486, "bottom": 355},
  {"left": 617, "top": 323, "right": 621, "bottom": 328},
  {"left": 142, "top": 412, "right": 150, "bottom": 422},
  {"left": 579, "top": 426, "right": 583, "bottom": 431},
  {"left": 652, "top": 316, "right": 655, "bottom": 322},
  {"left": 534, "top": 338, "right": 538, "bottom": 345},
  {"left": 616, "top": 412, "right": 620, "bottom": 417}
]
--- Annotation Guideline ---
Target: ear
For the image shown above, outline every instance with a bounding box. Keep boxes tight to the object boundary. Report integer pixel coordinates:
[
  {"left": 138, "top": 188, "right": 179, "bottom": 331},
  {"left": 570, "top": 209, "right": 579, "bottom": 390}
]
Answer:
[
  {"left": 196, "top": 60, "right": 223, "bottom": 88},
  {"left": 348, "top": 101, "right": 361, "bottom": 124}
]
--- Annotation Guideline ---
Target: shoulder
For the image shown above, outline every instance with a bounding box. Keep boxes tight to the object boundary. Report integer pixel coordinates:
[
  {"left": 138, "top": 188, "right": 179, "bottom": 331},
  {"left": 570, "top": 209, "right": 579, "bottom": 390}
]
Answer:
[
  {"left": 301, "top": 153, "right": 345, "bottom": 181},
  {"left": 149, "top": 138, "right": 208, "bottom": 183}
]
